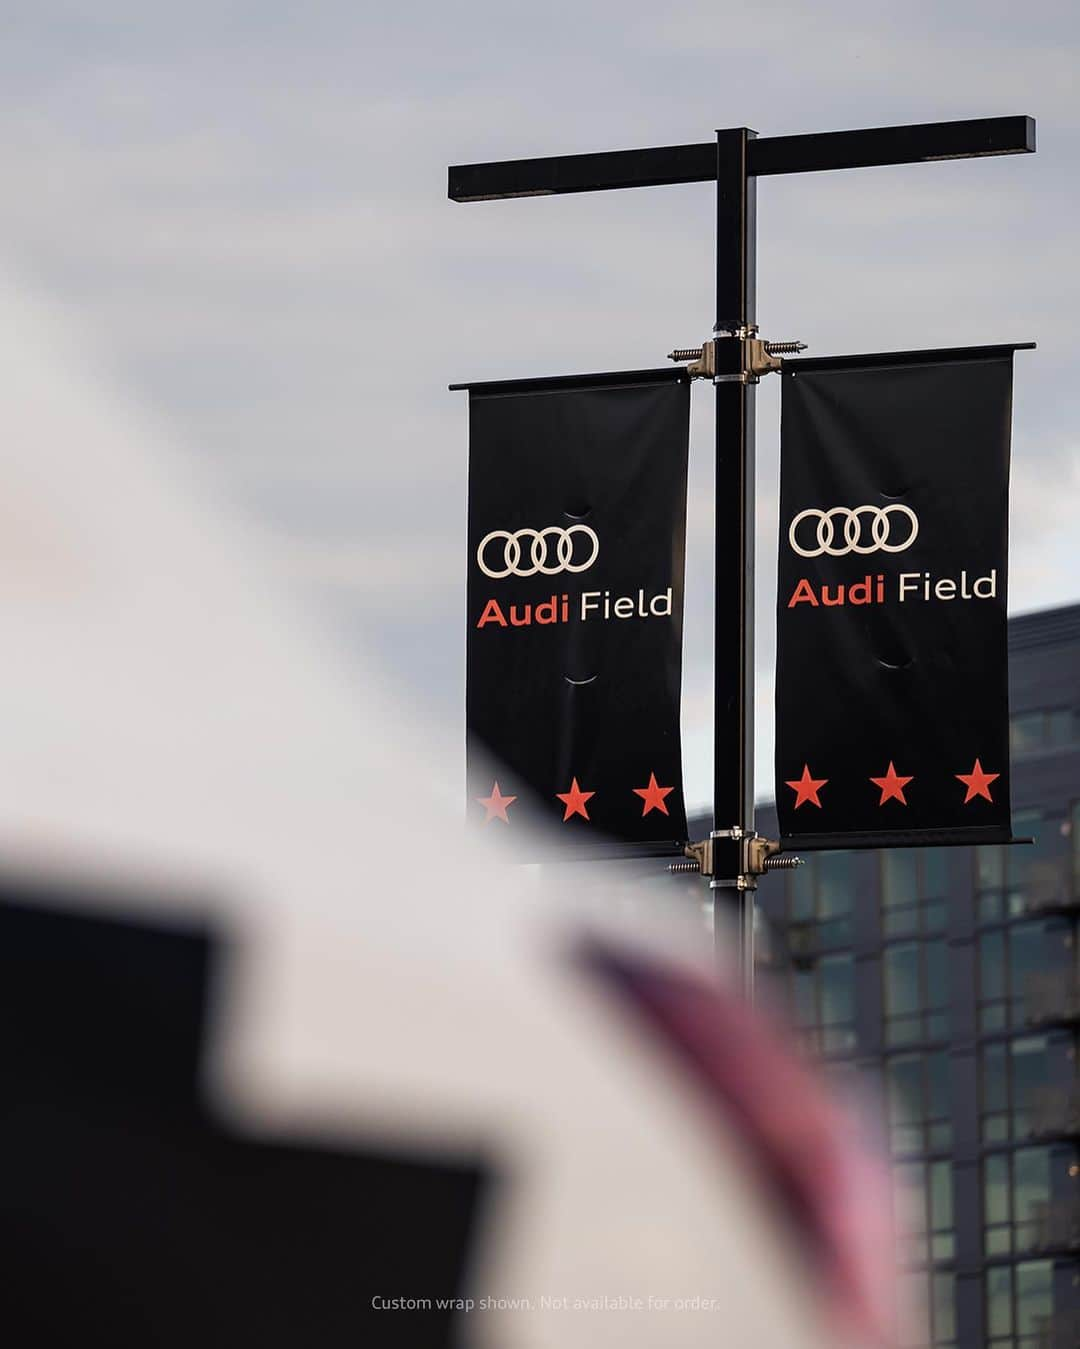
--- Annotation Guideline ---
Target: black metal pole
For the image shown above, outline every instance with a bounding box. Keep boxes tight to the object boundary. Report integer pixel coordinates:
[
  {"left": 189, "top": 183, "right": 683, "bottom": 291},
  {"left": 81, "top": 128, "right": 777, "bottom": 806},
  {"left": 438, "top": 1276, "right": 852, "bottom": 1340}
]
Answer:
[
  {"left": 448, "top": 114, "right": 1034, "bottom": 987},
  {"left": 713, "top": 128, "right": 757, "bottom": 985}
]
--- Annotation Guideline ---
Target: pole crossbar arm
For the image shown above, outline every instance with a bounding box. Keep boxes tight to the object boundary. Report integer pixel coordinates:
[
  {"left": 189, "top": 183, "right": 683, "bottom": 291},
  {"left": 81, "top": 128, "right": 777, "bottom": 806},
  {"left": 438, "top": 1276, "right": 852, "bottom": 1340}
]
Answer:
[
  {"left": 449, "top": 142, "right": 716, "bottom": 202},
  {"left": 751, "top": 114, "right": 1035, "bottom": 177},
  {"left": 448, "top": 115, "right": 1035, "bottom": 201}
]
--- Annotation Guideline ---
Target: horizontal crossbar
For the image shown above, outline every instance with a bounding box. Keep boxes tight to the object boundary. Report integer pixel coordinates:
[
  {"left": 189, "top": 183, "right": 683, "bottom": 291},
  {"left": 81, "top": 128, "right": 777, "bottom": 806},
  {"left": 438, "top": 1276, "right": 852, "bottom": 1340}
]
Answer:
[{"left": 448, "top": 116, "right": 1035, "bottom": 202}]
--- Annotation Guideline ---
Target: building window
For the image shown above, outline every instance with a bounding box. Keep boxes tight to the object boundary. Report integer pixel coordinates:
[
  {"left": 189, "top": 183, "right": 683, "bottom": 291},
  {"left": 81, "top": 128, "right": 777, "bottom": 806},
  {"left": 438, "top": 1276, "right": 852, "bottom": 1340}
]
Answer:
[
  {"left": 898, "top": 1268, "right": 957, "bottom": 1348},
  {"left": 981, "top": 1034, "right": 1077, "bottom": 1143},
  {"left": 791, "top": 952, "right": 855, "bottom": 1056},
  {"left": 895, "top": 1158, "right": 955, "bottom": 1264},
  {"left": 788, "top": 851, "right": 854, "bottom": 948},
  {"left": 887, "top": 1050, "right": 953, "bottom": 1155},
  {"left": 977, "top": 810, "right": 1066, "bottom": 923},
  {"left": 882, "top": 848, "right": 949, "bottom": 937},
  {"left": 884, "top": 940, "right": 950, "bottom": 1046},
  {"left": 978, "top": 919, "right": 1076, "bottom": 1033},
  {"left": 984, "top": 1145, "right": 1080, "bottom": 1257},
  {"left": 1010, "top": 707, "right": 1080, "bottom": 755},
  {"left": 985, "top": 1258, "right": 1054, "bottom": 1348}
]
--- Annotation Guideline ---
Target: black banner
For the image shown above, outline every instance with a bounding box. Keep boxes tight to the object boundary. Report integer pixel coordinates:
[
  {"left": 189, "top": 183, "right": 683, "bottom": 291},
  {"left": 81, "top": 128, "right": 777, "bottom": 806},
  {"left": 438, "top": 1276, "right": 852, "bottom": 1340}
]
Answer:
[
  {"left": 464, "top": 369, "right": 690, "bottom": 852},
  {"left": 775, "top": 347, "right": 1016, "bottom": 850}
]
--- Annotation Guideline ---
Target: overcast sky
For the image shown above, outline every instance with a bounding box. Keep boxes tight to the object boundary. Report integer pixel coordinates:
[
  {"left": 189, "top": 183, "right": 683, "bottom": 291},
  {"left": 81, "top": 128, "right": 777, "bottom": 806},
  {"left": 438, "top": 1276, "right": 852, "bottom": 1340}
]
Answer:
[{"left": 4, "top": 1, "right": 1078, "bottom": 810}]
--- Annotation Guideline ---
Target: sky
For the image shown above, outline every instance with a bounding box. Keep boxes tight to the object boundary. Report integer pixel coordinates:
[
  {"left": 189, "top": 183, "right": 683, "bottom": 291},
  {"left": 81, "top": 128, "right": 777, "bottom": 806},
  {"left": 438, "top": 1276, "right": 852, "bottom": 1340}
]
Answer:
[{"left": 3, "top": 1, "right": 1078, "bottom": 811}]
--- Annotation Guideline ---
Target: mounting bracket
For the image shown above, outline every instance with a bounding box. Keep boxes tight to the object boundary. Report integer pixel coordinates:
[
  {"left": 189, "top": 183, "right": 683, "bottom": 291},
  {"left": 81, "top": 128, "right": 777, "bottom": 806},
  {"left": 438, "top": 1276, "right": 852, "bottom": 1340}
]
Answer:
[
  {"left": 670, "top": 829, "right": 803, "bottom": 889},
  {"left": 667, "top": 331, "right": 807, "bottom": 384}
]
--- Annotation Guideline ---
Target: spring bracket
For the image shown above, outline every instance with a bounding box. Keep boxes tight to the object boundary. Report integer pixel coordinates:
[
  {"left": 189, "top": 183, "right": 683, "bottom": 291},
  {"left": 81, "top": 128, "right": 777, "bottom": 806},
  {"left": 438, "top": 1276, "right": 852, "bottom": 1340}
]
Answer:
[
  {"left": 667, "top": 334, "right": 807, "bottom": 384},
  {"left": 668, "top": 831, "right": 803, "bottom": 886}
]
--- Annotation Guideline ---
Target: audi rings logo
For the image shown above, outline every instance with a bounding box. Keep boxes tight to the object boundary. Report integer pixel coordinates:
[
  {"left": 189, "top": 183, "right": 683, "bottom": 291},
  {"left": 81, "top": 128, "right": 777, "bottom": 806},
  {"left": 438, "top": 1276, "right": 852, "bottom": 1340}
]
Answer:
[
  {"left": 788, "top": 504, "right": 919, "bottom": 558},
  {"left": 476, "top": 524, "right": 600, "bottom": 579}
]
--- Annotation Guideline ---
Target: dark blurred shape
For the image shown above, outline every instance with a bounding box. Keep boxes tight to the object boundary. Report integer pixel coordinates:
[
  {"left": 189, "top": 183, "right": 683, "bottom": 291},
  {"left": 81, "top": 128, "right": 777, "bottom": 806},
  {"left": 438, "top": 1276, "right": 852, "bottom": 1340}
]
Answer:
[
  {"left": 1, "top": 886, "right": 214, "bottom": 1110},
  {"left": 0, "top": 880, "right": 489, "bottom": 1349}
]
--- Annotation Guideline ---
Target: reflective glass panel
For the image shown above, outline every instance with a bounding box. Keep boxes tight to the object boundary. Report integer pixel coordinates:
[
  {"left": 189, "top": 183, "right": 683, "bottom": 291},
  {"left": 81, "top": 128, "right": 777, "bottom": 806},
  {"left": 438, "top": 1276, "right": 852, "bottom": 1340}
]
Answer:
[
  {"left": 978, "top": 845, "right": 1004, "bottom": 891},
  {"left": 884, "top": 851, "right": 918, "bottom": 909},
  {"left": 1046, "top": 707, "right": 1073, "bottom": 747},
  {"left": 818, "top": 852, "right": 853, "bottom": 917},
  {"left": 986, "top": 1264, "right": 1012, "bottom": 1338},
  {"left": 887, "top": 1054, "right": 922, "bottom": 1153},
  {"left": 886, "top": 944, "right": 920, "bottom": 1017},
  {"left": 982, "top": 1041, "right": 1008, "bottom": 1143},
  {"left": 1013, "top": 1147, "right": 1051, "bottom": 1252},
  {"left": 1010, "top": 923, "right": 1046, "bottom": 1027},
  {"left": 820, "top": 953, "right": 853, "bottom": 1026},
  {"left": 932, "top": 1271, "right": 955, "bottom": 1344},
  {"left": 926, "top": 942, "right": 948, "bottom": 1010},
  {"left": 929, "top": 1159, "right": 952, "bottom": 1231},
  {"left": 1011, "top": 712, "right": 1044, "bottom": 753},
  {"left": 927, "top": 1051, "right": 952, "bottom": 1149},
  {"left": 1015, "top": 1259, "right": 1052, "bottom": 1339},
  {"left": 793, "top": 968, "right": 816, "bottom": 1025},
  {"left": 790, "top": 861, "right": 814, "bottom": 921},
  {"left": 981, "top": 930, "right": 1006, "bottom": 1000},
  {"left": 984, "top": 1153, "right": 1009, "bottom": 1226},
  {"left": 924, "top": 849, "right": 947, "bottom": 898}
]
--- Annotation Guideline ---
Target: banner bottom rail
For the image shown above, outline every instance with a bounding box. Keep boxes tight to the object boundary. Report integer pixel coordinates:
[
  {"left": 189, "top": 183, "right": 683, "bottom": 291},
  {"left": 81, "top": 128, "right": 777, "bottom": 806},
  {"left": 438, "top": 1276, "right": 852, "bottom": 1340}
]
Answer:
[{"left": 780, "top": 828, "right": 1031, "bottom": 853}]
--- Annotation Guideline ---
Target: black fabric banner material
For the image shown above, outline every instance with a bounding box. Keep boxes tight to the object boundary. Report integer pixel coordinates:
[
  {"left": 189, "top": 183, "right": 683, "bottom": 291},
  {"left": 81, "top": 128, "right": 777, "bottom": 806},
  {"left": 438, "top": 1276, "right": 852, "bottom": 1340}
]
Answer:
[
  {"left": 775, "top": 350, "right": 1015, "bottom": 850},
  {"left": 466, "top": 371, "right": 690, "bottom": 853}
]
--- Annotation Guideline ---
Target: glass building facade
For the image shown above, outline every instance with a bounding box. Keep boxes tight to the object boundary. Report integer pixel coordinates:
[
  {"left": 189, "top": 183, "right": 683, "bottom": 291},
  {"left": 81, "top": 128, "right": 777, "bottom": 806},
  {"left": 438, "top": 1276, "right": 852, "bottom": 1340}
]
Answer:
[{"left": 752, "top": 603, "right": 1080, "bottom": 1348}]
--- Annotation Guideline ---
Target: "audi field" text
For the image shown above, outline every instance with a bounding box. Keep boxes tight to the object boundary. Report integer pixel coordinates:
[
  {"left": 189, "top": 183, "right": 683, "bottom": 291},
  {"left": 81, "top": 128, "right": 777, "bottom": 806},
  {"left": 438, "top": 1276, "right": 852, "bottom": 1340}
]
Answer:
[
  {"left": 476, "top": 587, "right": 673, "bottom": 628},
  {"left": 787, "top": 569, "right": 997, "bottom": 608}
]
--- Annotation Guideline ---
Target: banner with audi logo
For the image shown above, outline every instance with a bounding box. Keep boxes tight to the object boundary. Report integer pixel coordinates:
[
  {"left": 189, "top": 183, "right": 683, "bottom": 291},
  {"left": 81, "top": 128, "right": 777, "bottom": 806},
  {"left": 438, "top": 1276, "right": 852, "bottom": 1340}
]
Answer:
[
  {"left": 463, "top": 368, "right": 690, "bottom": 853},
  {"left": 775, "top": 345, "right": 1019, "bottom": 851}
]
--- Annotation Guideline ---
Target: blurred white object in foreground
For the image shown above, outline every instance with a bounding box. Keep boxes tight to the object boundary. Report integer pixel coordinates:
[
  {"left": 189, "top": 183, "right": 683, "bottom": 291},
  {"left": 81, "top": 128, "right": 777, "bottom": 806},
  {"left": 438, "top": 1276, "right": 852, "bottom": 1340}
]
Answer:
[{"left": 0, "top": 270, "right": 897, "bottom": 1349}]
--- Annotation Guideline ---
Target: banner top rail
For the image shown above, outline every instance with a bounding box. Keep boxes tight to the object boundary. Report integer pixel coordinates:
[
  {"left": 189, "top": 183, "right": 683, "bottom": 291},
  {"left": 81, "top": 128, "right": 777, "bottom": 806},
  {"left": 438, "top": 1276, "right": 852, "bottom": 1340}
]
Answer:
[
  {"left": 449, "top": 366, "right": 688, "bottom": 395},
  {"left": 785, "top": 341, "right": 1036, "bottom": 374},
  {"left": 449, "top": 115, "right": 1035, "bottom": 202}
]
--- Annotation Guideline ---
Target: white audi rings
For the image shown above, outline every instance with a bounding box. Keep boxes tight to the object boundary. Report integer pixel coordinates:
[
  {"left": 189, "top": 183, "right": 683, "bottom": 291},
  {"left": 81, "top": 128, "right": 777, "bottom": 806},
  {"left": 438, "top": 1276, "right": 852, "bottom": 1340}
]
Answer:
[
  {"left": 476, "top": 524, "right": 600, "bottom": 579},
  {"left": 788, "top": 504, "right": 919, "bottom": 558}
]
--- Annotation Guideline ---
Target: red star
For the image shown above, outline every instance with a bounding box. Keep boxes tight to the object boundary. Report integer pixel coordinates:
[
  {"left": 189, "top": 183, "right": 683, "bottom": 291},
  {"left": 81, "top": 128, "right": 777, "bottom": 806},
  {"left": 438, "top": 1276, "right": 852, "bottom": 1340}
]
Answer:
[
  {"left": 870, "top": 761, "right": 913, "bottom": 806},
  {"left": 556, "top": 776, "right": 595, "bottom": 822},
  {"left": 785, "top": 764, "right": 827, "bottom": 809},
  {"left": 633, "top": 772, "right": 675, "bottom": 817},
  {"left": 956, "top": 757, "right": 1000, "bottom": 804},
  {"left": 476, "top": 780, "right": 516, "bottom": 824}
]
